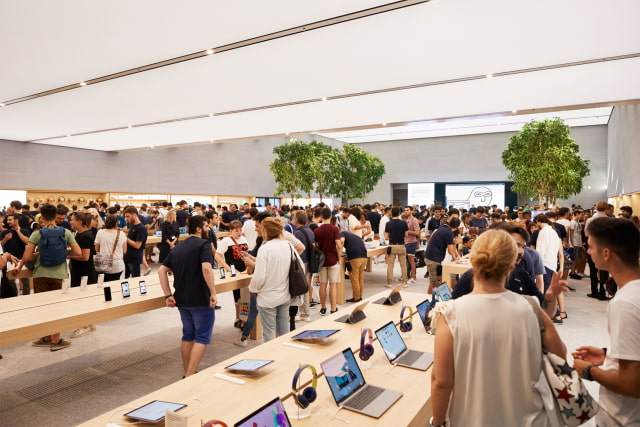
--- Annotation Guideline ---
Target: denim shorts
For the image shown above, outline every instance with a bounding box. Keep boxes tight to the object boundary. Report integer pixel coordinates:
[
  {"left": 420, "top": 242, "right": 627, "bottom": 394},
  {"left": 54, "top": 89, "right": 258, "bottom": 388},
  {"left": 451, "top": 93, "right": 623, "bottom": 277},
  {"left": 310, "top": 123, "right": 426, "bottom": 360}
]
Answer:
[
  {"left": 178, "top": 306, "right": 215, "bottom": 344},
  {"left": 405, "top": 242, "right": 418, "bottom": 256}
]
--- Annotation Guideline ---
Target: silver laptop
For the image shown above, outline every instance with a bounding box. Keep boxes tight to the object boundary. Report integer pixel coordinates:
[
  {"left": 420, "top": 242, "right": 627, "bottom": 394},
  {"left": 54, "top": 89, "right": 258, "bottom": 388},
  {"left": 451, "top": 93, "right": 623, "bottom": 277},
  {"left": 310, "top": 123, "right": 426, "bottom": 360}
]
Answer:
[
  {"left": 375, "top": 321, "right": 434, "bottom": 371},
  {"left": 321, "top": 348, "right": 402, "bottom": 418}
]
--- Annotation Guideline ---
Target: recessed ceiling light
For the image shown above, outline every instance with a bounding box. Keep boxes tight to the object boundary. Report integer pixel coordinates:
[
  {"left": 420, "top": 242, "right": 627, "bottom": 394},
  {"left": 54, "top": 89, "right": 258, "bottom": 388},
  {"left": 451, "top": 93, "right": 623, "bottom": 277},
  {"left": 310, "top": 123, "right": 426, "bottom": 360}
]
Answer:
[
  {"left": 511, "top": 110, "right": 518, "bottom": 113},
  {"left": 206, "top": 49, "right": 214, "bottom": 55},
  {"left": 0, "top": 103, "right": 5, "bottom": 107},
  {"left": 150, "top": 145, "right": 155, "bottom": 149},
  {"left": 210, "top": 139, "right": 215, "bottom": 143},
  {"left": 128, "top": 125, "right": 133, "bottom": 128},
  {"left": 79, "top": 82, "right": 87, "bottom": 86},
  {"left": 209, "top": 113, "right": 214, "bottom": 117},
  {"left": 382, "top": 122, "right": 387, "bottom": 126},
  {"left": 321, "top": 97, "right": 327, "bottom": 101},
  {"left": 66, "top": 134, "right": 71, "bottom": 137},
  {"left": 486, "top": 73, "right": 494, "bottom": 78}
]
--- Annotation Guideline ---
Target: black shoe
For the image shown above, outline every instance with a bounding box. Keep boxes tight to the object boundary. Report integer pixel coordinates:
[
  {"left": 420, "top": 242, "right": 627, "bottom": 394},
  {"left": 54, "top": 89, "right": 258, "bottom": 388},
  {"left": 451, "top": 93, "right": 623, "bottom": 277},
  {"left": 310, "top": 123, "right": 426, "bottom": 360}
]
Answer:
[
  {"left": 346, "top": 298, "right": 362, "bottom": 303},
  {"left": 215, "top": 305, "right": 222, "bottom": 310},
  {"left": 552, "top": 317, "right": 563, "bottom": 325},
  {"left": 320, "top": 308, "right": 327, "bottom": 316},
  {"left": 570, "top": 274, "right": 583, "bottom": 280},
  {"left": 330, "top": 308, "right": 338, "bottom": 314},
  {"left": 587, "top": 293, "right": 600, "bottom": 299},
  {"left": 568, "top": 286, "right": 577, "bottom": 292},
  {"left": 309, "top": 300, "right": 320, "bottom": 307},
  {"left": 598, "top": 293, "right": 611, "bottom": 301}
]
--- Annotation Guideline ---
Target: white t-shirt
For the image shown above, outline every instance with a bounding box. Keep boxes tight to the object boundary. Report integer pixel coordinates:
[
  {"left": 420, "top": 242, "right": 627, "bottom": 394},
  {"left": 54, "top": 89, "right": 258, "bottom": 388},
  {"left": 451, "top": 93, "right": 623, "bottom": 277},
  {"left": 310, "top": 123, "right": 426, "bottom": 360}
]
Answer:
[
  {"left": 569, "top": 219, "right": 582, "bottom": 247},
  {"left": 597, "top": 280, "right": 640, "bottom": 426},
  {"left": 379, "top": 215, "right": 390, "bottom": 239},
  {"left": 94, "top": 229, "right": 127, "bottom": 274},
  {"left": 556, "top": 219, "right": 571, "bottom": 244},
  {"left": 536, "top": 225, "right": 561, "bottom": 271},
  {"left": 242, "top": 219, "right": 258, "bottom": 251}
]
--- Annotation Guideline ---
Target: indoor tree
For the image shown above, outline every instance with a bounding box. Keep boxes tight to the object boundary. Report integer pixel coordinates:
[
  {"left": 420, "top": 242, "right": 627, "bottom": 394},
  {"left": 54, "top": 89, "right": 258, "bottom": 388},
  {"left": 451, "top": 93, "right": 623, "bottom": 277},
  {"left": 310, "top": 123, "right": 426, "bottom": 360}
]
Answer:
[
  {"left": 328, "top": 144, "right": 386, "bottom": 204},
  {"left": 502, "top": 117, "right": 590, "bottom": 207},
  {"left": 269, "top": 139, "right": 316, "bottom": 205}
]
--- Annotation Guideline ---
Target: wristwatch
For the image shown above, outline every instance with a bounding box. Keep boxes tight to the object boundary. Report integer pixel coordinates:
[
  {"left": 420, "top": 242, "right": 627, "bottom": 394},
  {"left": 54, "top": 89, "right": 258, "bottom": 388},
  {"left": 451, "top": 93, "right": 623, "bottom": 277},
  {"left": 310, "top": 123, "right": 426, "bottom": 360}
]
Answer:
[
  {"left": 164, "top": 294, "right": 173, "bottom": 299},
  {"left": 583, "top": 364, "right": 595, "bottom": 381},
  {"left": 429, "top": 417, "right": 447, "bottom": 427}
]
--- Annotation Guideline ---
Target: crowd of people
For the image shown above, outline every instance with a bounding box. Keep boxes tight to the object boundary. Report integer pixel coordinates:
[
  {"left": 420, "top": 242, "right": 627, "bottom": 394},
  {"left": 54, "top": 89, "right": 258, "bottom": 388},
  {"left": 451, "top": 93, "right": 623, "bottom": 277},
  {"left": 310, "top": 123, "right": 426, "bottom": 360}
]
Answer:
[{"left": 1, "top": 198, "right": 638, "bottom": 425}]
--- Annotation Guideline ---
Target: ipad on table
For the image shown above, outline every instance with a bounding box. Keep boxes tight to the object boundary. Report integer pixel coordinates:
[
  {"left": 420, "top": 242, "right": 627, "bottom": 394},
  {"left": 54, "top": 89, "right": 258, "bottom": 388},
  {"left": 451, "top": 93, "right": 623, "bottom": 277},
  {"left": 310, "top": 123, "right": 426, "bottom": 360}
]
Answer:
[
  {"left": 224, "top": 359, "right": 274, "bottom": 374},
  {"left": 124, "top": 400, "right": 187, "bottom": 422},
  {"left": 292, "top": 329, "right": 340, "bottom": 344}
]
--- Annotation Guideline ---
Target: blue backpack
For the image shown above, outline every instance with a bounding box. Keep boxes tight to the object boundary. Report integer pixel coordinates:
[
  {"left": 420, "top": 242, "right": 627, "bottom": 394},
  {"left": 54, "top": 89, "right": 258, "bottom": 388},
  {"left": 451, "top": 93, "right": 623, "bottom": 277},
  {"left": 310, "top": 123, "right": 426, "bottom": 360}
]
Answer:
[{"left": 39, "top": 226, "right": 68, "bottom": 267}]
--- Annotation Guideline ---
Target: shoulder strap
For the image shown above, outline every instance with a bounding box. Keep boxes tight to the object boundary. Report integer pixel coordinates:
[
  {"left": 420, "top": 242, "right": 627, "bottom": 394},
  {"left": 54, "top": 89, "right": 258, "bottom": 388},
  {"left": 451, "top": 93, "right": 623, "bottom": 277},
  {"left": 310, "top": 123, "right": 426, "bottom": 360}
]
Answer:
[
  {"left": 110, "top": 231, "right": 120, "bottom": 257},
  {"left": 297, "top": 226, "right": 311, "bottom": 247},
  {"left": 524, "top": 296, "right": 545, "bottom": 332}
]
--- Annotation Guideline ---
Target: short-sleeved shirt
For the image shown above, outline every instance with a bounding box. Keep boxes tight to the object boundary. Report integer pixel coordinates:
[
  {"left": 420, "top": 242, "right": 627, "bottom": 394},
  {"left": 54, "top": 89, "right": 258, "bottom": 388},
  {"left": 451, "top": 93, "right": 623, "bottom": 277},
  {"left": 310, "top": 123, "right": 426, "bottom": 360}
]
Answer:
[
  {"left": 405, "top": 217, "right": 419, "bottom": 244},
  {"left": 176, "top": 209, "right": 189, "bottom": 228},
  {"left": 340, "top": 231, "right": 367, "bottom": 260},
  {"left": 522, "top": 246, "right": 545, "bottom": 279},
  {"left": 29, "top": 227, "right": 76, "bottom": 279},
  {"left": 207, "top": 228, "right": 218, "bottom": 250},
  {"left": 385, "top": 218, "right": 408, "bottom": 245},
  {"left": 425, "top": 223, "right": 454, "bottom": 263},
  {"left": 294, "top": 226, "right": 315, "bottom": 264},
  {"left": 367, "top": 211, "right": 381, "bottom": 234},
  {"left": 427, "top": 217, "right": 441, "bottom": 232},
  {"left": 314, "top": 223, "right": 340, "bottom": 267},
  {"left": 469, "top": 216, "right": 488, "bottom": 233},
  {"left": 124, "top": 222, "right": 147, "bottom": 264},
  {"left": 69, "top": 230, "right": 97, "bottom": 283},
  {"left": 163, "top": 236, "right": 214, "bottom": 307},
  {"left": 0, "top": 228, "right": 30, "bottom": 258},
  {"left": 452, "top": 267, "right": 543, "bottom": 303},
  {"left": 217, "top": 236, "right": 248, "bottom": 271}
]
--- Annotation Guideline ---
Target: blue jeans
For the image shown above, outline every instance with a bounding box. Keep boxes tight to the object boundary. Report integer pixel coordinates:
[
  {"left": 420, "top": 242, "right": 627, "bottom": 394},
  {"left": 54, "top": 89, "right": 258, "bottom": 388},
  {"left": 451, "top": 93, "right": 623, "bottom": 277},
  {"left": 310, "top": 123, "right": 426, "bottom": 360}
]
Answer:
[
  {"left": 543, "top": 267, "right": 555, "bottom": 293},
  {"left": 125, "top": 262, "right": 140, "bottom": 278},
  {"left": 258, "top": 302, "right": 290, "bottom": 342},
  {"left": 178, "top": 306, "right": 215, "bottom": 344},
  {"left": 241, "top": 294, "right": 259, "bottom": 340}
]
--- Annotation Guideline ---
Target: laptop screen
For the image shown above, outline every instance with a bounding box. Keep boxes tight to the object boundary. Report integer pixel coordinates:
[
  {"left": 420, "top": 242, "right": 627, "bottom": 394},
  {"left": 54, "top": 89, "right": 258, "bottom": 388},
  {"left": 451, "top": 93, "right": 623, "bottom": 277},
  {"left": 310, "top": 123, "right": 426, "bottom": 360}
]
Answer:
[
  {"left": 416, "top": 299, "right": 431, "bottom": 325},
  {"left": 234, "top": 397, "right": 291, "bottom": 427},
  {"left": 375, "top": 322, "right": 407, "bottom": 363},
  {"left": 321, "top": 348, "right": 366, "bottom": 405}
]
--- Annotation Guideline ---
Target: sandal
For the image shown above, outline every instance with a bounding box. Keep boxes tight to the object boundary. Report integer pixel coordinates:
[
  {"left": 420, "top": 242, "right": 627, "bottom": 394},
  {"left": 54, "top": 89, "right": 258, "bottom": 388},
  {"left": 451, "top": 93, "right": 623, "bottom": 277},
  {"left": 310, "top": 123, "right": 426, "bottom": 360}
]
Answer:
[{"left": 560, "top": 311, "right": 568, "bottom": 319}]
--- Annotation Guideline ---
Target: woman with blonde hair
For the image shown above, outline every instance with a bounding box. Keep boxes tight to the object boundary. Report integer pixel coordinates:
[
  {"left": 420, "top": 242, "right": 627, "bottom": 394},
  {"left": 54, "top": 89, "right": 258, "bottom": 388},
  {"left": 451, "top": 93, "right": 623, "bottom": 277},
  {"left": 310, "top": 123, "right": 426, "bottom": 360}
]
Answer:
[
  {"left": 248, "top": 217, "right": 303, "bottom": 342},
  {"left": 158, "top": 209, "right": 180, "bottom": 263},
  {"left": 430, "top": 229, "right": 566, "bottom": 427}
]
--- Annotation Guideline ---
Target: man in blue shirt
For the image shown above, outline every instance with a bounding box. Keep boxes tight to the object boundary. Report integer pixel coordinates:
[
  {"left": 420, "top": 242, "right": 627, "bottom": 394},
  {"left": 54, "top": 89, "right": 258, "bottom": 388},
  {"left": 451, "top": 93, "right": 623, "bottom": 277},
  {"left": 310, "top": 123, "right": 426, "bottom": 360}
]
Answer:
[{"left": 425, "top": 216, "right": 461, "bottom": 293}]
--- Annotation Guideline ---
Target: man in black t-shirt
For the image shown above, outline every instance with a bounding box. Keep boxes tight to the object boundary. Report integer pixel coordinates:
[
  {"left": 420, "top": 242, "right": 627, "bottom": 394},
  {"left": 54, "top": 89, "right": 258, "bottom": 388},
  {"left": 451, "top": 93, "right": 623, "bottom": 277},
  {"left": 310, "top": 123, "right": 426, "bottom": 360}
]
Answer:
[
  {"left": 1, "top": 214, "right": 31, "bottom": 294},
  {"left": 123, "top": 206, "right": 147, "bottom": 278},
  {"left": 176, "top": 200, "right": 190, "bottom": 228},
  {"left": 159, "top": 215, "right": 217, "bottom": 378},
  {"left": 425, "top": 217, "right": 461, "bottom": 292},
  {"left": 384, "top": 206, "right": 409, "bottom": 286}
]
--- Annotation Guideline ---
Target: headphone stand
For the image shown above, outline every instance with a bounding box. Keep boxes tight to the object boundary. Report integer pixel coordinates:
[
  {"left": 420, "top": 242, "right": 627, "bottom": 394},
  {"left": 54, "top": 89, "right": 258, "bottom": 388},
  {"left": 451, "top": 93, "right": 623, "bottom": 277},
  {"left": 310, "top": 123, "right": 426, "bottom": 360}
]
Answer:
[
  {"left": 360, "top": 359, "right": 372, "bottom": 370},
  {"left": 286, "top": 403, "right": 311, "bottom": 420}
]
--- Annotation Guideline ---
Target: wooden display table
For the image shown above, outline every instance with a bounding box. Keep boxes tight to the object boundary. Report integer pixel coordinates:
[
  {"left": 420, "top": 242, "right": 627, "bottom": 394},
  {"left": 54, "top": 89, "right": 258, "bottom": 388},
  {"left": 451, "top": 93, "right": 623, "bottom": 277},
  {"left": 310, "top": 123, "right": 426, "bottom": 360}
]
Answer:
[
  {"left": 80, "top": 291, "right": 433, "bottom": 426},
  {"left": 441, "top": 257, "right": 472, "bottom": 289}
]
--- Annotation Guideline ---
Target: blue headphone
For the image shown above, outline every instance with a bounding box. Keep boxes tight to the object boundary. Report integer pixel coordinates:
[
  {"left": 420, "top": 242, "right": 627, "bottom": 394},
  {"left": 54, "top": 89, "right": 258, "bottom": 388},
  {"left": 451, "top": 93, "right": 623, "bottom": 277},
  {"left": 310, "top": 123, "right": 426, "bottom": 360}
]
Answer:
[
  {"left": 359, "top": 328, "right": 375, "bottom": 361},
  {"left": 400, "top": 306, "right": 414, "bottom": 332},
  {"left": 292, "top": 364, "right": 318, "bottom": 409}
]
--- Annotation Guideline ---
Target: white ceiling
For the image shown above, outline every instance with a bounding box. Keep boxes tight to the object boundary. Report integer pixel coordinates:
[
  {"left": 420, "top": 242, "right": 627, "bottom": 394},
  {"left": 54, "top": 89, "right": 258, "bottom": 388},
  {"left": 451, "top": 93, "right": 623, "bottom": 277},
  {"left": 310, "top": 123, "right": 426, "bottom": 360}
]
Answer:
[{"left": 1, "top": 0, "right": 639, "bottom": 151}]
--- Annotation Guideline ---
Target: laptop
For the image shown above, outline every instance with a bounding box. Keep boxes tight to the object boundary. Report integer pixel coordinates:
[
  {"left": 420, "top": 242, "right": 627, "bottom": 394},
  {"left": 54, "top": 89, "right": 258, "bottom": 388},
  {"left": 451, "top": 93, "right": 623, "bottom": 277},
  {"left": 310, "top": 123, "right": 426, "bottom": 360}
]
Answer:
[
  {"left": 334, "top": 301, "right": 369, "bottom": 324},
  {"left": 416, "top": 298, "right": 434, "bottom": 330},
  {"left": 375, "top": 321, "right": 434, "bottom": 371},
  {"left": 235, "top": 396, "right": 291, "bottom": 427},
  {"left": 321, "top": 348, "right": 402, "bottom": 418}
]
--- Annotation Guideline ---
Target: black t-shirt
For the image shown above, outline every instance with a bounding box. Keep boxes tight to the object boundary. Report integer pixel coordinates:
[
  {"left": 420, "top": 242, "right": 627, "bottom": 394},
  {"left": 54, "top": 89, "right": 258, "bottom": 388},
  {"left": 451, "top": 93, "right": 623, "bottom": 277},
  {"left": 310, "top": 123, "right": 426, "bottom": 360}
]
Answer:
[
  {"left": 163, "top": 236, "right": 214, "bottom": 307},
  {"left": 530, "top": 229, "right": 539, "bottom": 247},
  {"left": 176, "top": 209, "right": 189, "bottom": 227},
  {"left": 385, "top": 218, "right": 408, "bottom": 245},
  {"left": 425, "top": 224, "right": 454, "bottom": 263},
  {"left": 208, "top": 228, "right": 218, "bottom": 250},
  {"left": 452, "top": 267, "right": 543, "bottom": 303},
  {"left": 340, "top": 231, "right": 367, "bottom": 260},
  {"left": 124, "top": 223, "right": 147, "bottom": 264},
  {"left": 366, "top": 211, "right": 381, "bottom": 234},
  {"left": 70, "top": 230, "right": 97, "bottom": 284},
  {"left": 161, "top": 221, "right": 180, "bottom": 246},
  {"left": 220, "top": 211, "right": 236, "bottom": 231},
  {"left": 427, "top": 217, "right": 441, "bottom": 232},
  {"left": 552, "top": 222, "right": 567, "bottom": 240},
  {"left": 0, "top": 228, "right": 30, "bottom": 258},
  {"left": 221, "top": 238, "right": 248, "bottom": 272}
]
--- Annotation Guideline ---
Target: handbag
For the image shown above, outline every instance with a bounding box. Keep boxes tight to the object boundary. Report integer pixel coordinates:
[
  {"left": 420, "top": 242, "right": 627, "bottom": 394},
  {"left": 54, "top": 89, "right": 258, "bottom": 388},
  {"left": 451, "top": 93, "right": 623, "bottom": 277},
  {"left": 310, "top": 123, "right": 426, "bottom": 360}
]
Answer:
[
  {"left": 288, "top": 243, "right": 308, "bottom": 297},
  {"left": 94, "top": 231, "right": 120, "bottom": 273},
  {"left": 526, "top": 297, "right": 599, "bottom": 427}
]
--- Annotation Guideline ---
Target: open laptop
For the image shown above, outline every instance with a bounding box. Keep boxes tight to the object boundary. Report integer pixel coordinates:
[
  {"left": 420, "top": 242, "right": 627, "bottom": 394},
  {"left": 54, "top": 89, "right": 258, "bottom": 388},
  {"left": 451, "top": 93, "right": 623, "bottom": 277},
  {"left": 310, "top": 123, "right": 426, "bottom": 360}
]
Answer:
[
  {"left": 235, "top": 396, "right": 291, "bottom": 427},
  {"left": 375, "top": 321, "right": 434, "bottom": 371},
  {"left": 321, "top": 348, "right": 402, "bottom": 418}
]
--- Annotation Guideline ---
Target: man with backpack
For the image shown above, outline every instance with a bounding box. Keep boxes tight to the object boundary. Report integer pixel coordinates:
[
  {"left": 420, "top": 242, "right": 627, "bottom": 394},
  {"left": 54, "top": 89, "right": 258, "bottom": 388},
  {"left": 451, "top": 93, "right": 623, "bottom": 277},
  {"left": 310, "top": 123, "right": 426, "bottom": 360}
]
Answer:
[
  {"left": 292, "top": 210, "right": 322, "bottom": 321},
  {"left": 12, "top": 203, "right": 81, "bottom": 351}
]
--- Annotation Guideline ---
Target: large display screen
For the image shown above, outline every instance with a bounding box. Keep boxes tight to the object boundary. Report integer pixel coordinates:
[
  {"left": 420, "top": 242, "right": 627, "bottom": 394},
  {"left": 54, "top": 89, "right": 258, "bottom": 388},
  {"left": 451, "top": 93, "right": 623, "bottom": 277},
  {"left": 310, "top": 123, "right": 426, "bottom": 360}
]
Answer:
[
  {"left": 407, "top": 183, "right": 435, "bottom": 206},
  {"left": 445, "top": 183, "right": 505, "bottom": 210}
]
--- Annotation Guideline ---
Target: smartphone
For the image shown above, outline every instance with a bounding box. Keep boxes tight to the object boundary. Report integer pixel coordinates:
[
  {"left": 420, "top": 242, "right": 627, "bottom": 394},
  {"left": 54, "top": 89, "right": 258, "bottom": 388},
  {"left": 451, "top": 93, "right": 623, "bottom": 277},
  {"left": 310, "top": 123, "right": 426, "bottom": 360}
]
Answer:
[
  {"left": 230, "top": 264, "right": 236, "bottom": 277},
  {"left": 104, "top": 286, "right": 112, "bottom": 302},
  {"left": 139, "top": 280, "right": 147, "bottom": 295},
  {"left": 219, "top": 267, "right": 226, "bottom": 279},
  {"left": 121, "top": 281, "right": 131, "bottom": 298}
]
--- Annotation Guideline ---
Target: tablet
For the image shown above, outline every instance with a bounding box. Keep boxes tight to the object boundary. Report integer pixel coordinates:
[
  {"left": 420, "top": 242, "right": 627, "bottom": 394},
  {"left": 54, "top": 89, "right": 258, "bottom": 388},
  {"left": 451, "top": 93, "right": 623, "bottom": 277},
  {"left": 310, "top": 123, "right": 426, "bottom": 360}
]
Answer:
[
  {"left": 225, "top": 359, "right": 274, "bottom": 372},
  {"left": 292, "top": 329, "right": 340, "bottom": 340},
  {"left": 124, "top": 400, "right": 187, "bottom": 422}
]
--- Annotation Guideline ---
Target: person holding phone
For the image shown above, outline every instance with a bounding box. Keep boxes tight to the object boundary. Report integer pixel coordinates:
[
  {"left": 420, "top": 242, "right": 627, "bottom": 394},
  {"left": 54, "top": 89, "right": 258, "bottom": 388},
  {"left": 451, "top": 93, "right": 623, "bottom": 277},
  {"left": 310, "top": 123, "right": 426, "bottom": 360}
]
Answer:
[
  {"left": 158, "top": 215, "right": 217, "bottom": 378},
  {"left": 214, "top": 220, "right": 248, "bottom": 329}
]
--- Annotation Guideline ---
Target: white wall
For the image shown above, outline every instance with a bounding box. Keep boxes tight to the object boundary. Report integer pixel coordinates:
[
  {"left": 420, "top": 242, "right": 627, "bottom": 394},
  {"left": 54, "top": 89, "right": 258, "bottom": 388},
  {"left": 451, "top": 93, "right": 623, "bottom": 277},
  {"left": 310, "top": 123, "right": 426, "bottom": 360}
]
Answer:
[
  {"left": 357, "top": 125, "right": 608, "bottom": 207},
  {"left": 607, "top": 104, "right": 640, "bottom": 197}
]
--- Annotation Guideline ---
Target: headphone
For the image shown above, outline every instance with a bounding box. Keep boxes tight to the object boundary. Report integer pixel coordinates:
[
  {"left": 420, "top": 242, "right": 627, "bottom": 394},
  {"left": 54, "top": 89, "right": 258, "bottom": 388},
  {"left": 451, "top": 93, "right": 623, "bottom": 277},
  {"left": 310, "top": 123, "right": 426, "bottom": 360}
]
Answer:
[
  {"left": 400, "top": 306, "right": 414, "bottom": 332},
  {"left": 291, "top": 364, "right": 318, "bottom": 409},
  {"left": 359, "top": 328, "right": 375, "bottom": 361},
  {"left": 203, "top": 421, "right": 227, "bottom": 427}
]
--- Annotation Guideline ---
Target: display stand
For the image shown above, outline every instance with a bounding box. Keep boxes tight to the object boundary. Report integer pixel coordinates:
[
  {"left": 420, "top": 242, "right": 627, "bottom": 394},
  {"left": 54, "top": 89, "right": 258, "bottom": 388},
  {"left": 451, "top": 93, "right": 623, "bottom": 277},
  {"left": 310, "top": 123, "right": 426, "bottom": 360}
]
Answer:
[
  {"left": 360, "top": 360, "right": 372, "bottom": 370},
  {"left": 286, "top": 403, "right": 311, "bottom": 420}
]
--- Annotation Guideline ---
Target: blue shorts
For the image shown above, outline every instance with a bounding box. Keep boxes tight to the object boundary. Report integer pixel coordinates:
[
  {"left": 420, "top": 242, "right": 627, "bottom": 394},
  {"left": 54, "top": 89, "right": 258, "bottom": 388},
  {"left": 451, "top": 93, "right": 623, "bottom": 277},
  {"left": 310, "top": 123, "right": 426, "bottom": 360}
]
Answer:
[
  {"left": 178, "top": 306, "right": 215, "bottom": 344},
  {"left": 405, "top": 242, "right": 418, "bottom": 256}
]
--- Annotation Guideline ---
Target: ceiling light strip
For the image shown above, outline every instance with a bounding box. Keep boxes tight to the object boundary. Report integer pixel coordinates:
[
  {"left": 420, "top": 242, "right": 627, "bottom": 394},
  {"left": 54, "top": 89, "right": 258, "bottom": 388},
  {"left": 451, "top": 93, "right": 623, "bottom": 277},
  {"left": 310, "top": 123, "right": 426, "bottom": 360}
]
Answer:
[
  {"left": 32, "top": 52, "right": 639, "bottom": 142},
  {"left": 0, "top": 0, "right": 431, "bottom": 108}
]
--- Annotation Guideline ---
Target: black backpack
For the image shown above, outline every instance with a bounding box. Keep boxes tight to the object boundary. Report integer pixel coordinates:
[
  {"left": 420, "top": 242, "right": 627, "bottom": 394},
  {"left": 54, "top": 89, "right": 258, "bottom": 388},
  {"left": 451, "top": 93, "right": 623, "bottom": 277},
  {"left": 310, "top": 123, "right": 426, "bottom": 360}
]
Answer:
[{"left": 297, "top": 227, "right": 325, "bottom": 274}]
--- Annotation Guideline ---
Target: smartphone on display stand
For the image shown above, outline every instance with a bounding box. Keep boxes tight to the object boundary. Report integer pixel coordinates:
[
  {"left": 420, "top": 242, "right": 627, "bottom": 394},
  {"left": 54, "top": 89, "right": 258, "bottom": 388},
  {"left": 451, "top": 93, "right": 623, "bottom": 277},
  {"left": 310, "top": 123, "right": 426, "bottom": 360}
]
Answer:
[
  {"left": 219, "top": 267, "right": 226, "bottom": 279},
  {"left": 139, "top": 280, "right": 147, "bottom": 295},
  {"left": 97, "top": 273, "right": 105, "bottom": 288},
  {"left": 104, "top": 286, "right": 112, "bottom": 302},
  {"left": 121, "top": 281, "right": 131, "bottom": 298},
  {"left": 230, "top": 264, "right": 236, "bottom": 277}
]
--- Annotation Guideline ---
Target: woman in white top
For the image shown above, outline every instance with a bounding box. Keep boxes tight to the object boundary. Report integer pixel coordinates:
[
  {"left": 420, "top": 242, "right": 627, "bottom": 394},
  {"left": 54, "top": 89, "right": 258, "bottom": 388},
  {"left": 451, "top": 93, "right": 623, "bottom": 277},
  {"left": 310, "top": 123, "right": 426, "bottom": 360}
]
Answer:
[
  {"left": 430, "top": 229, "right": 566, "bottom": 427},
  {"left": 248, "top": 217, "right": 303, "bottom": 342},
  {"left": 94, "top": 215, "right": 127, "bottom": 282}
]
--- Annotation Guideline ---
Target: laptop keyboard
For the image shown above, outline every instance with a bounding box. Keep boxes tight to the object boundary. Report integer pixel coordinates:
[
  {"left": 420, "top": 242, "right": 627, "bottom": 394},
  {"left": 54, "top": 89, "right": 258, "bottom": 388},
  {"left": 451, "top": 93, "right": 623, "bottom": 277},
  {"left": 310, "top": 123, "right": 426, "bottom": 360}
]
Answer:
[
  {"left": 347, "top": 385, "right": 384, "bottom": 410},
  {"left": 398, "top": 350, "right": 422, "bottom": 365}
]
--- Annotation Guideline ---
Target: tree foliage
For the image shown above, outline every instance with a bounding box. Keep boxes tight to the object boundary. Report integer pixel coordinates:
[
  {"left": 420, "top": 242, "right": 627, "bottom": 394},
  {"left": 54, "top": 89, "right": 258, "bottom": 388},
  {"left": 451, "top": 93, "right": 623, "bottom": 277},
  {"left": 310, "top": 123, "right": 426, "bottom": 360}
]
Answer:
[
  {"left": 502, "top": 118, "right": 590, "bottom": 206},
  {"left": 270, "top": 139, "right": 386, "bottom": 203}
]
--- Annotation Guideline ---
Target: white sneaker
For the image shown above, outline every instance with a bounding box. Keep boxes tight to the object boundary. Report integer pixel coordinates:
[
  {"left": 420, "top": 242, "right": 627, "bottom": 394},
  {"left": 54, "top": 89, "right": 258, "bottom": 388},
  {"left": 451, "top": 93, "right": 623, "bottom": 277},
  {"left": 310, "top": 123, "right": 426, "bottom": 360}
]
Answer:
[
  {"left": 71, "top": 327, "right": 91, "bottom": 338},
  {"left": 385, "top": 284, "right": 394, "bottom": 288},
  {"left": 233, "top": 338, "right": 248, "bottom": 348},
  {"left": 300, "top": 315, "right": 311, "bottom": 322},
  {"left": 407, "top": 278, "right": 416, "bottom": 284}
]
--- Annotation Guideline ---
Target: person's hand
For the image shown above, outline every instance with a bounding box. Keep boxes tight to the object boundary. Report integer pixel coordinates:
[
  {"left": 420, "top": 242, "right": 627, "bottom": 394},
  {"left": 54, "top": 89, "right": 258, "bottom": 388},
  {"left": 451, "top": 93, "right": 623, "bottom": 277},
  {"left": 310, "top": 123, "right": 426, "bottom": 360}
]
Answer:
[
  {"left": 572, "top": 346, "right": 606, "bottom": 366},
  {"left": 209, "top": 295, "right": 218, "bottom": 307},
  {"left": 165, "top": 296, "right": 176, "bottom": 308},
  {"left": 546, "top": 271, "right": 569, "bottom": 299},
  {"left": 573, "top": 358, "right": 593, "bottom": 379},
  {"left": 2, "top": 233, "right": 12, "bottom": 242}
]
